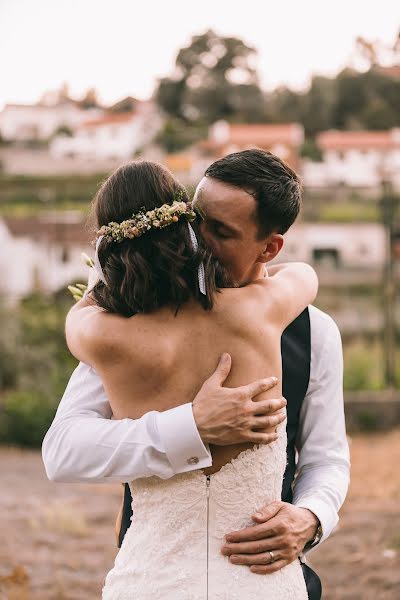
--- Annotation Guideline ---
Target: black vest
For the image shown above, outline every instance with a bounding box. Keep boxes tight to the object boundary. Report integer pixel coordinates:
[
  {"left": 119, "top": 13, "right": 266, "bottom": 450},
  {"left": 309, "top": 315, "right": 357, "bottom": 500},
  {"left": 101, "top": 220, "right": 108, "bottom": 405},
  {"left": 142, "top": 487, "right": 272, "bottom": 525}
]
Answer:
[{"left": 118, "top": 307, "right": 311, "bottom": 547}]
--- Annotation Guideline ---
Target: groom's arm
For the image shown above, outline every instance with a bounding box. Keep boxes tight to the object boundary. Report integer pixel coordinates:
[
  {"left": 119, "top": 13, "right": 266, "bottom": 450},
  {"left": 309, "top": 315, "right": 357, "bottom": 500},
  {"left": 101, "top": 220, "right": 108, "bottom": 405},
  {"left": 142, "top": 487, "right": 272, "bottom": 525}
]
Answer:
[
  {"left": 42, "top": 362, "right": 210, "bottom": 482},
  {"left": 292, "top": 307, "right": 350, "bottom": 547},
  {"left": 221, "top": 307, "right": 350, "bottom": 573},
  {"left": 42, "top": 356, "right": 284, "bottom": 483}
]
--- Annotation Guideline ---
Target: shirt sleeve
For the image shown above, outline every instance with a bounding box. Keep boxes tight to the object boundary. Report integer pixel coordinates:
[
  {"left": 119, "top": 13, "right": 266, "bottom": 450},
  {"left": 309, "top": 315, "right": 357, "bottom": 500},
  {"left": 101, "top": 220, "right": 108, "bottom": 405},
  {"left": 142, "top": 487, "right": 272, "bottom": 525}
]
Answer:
[
  {"left": 42, "top": 362, "right": 211, "bottom": 483},
  {"left": 292, "top": 306, "right": 350, "bottom": 550}
]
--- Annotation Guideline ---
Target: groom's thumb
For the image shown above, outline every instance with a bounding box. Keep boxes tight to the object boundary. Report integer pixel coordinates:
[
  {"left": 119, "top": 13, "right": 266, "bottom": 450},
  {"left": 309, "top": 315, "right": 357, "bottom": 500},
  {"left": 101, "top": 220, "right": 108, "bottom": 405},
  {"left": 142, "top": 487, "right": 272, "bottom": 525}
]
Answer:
[{"left": 211, "top": 353, "right": 232, "bottom": 386}]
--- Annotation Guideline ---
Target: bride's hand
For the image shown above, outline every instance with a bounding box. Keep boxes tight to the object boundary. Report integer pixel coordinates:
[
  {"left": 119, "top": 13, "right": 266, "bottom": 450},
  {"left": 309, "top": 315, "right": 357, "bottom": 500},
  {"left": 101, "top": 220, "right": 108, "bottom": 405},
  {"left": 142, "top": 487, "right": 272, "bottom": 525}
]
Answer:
[{"left": 192, "top": 353, "right": 286, "bottom": 446}]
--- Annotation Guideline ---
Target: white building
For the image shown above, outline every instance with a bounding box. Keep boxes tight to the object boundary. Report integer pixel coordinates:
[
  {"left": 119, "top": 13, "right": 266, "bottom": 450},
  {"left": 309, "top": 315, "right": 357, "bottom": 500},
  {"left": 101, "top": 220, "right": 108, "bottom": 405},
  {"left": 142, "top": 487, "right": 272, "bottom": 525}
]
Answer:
[
  {"left": 50, "top": 102, "right": 162, "bottom": 160},
  {"left": 0, "top": 102, "right": 102, "bottom": 141},
  {"left": 0, "top": 213, "right": 92, "bottom": 303},
  {"left": 0, "top": 213, "right": 389, "bottom": 304},
  {"left": 276, "top": 222, "right": 386, "bottom": 269},
  {"left": 302, "top": 129, "right": 400, "bottom": 189}
]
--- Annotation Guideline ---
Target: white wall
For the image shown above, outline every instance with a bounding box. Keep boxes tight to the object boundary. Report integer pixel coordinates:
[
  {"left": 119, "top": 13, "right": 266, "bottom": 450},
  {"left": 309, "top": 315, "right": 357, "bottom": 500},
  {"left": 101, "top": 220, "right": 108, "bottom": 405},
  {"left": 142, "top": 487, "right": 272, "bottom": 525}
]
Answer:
[
  {"left": 0, "top": 220, "right": 92, "bottom": 302},
  {"left": 302, "top": 147, "right": 400, "bottom": 189},
  {"left": 0, "top": 104, "right": 103, "bottom": 141},
  {"left": 51, "top": 111, "right": 162, "bottom": 160},
  {"left": 276, "top": 223, "right": 385, "bottom": 268}
]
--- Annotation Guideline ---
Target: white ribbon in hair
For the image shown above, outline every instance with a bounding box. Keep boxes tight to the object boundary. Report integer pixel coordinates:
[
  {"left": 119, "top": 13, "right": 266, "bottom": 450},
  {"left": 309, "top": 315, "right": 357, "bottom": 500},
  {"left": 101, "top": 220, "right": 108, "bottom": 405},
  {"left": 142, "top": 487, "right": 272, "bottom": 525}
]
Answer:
[
  {"left": 187, "top": 222, "right": 206, "bottom": 295},
  {"left": 94, "top": 236, "right": 107, "bottom": 285}
]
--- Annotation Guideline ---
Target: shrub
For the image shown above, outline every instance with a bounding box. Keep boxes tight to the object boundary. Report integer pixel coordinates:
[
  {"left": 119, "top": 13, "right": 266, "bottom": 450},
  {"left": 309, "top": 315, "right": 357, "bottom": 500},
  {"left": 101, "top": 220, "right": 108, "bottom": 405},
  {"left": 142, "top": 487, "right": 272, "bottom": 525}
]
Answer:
[
  {"left": 343, "top": 341, "right": 384, "bottom": 390},
  {"left": 357, "top": 411, "right": 379, "bottom": 432},
  {"left": 0, "top": 292, "right": 77, "bottom": 447},
  {"left": 0, "top": 390, "right": 56, "bottom": 447}
]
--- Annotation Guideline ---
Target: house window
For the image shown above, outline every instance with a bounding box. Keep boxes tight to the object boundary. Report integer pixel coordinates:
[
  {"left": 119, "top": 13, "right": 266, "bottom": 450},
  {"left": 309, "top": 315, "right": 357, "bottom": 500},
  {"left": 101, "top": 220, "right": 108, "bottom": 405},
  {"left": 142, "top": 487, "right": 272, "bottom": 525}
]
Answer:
[
  {"left": 61, "top": 247, "right": 70, "bottom": 263},
  {"left": 392, "top": 232, "right": 400, "bottom": 259},
  {"left": 312, "top": 248, "right": 340, "bottom": 268}
]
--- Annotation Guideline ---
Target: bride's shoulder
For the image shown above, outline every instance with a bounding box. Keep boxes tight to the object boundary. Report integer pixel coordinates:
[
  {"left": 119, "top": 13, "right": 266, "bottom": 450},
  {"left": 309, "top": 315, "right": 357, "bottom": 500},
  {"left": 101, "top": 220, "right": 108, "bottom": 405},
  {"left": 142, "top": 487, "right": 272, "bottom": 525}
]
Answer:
[
  {"left": 65, "top": 296, "right": 128, "bottom": 365},
  {"left": 219, "top": 278, "right": 279, "bottom": 328},
  {"left": 241, "top": 276, "right": 276, "bottom": 303}
]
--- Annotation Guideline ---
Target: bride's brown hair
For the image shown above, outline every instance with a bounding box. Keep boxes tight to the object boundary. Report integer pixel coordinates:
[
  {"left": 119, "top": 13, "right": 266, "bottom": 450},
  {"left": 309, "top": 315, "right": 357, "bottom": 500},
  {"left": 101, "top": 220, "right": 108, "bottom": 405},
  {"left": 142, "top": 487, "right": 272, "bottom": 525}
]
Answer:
[{"left": 90, "top": 161, "right": 230, "bottom": 317}]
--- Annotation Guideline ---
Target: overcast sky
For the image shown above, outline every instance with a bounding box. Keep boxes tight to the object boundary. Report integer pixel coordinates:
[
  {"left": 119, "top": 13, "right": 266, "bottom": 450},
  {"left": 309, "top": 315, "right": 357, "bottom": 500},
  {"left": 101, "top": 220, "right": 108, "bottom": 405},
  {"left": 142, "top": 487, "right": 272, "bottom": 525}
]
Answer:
[{"left": 1, "top": 0, "right": 399, "bottom": 108}]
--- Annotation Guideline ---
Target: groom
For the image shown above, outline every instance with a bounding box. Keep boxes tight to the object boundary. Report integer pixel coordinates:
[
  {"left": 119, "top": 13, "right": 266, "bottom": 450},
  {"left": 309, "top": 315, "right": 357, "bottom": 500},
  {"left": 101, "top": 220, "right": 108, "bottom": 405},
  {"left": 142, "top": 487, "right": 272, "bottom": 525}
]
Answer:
[{"left": 43, "top": 149, "right": 350, "bottom": 598}]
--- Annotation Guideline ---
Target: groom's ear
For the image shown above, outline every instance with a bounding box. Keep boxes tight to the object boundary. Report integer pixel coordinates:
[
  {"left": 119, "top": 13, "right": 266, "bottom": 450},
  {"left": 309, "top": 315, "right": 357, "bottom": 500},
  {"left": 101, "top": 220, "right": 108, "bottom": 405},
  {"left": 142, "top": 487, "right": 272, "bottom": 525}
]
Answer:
[{"left": 257, "top": 233, "right": 284, "bottom": 264}]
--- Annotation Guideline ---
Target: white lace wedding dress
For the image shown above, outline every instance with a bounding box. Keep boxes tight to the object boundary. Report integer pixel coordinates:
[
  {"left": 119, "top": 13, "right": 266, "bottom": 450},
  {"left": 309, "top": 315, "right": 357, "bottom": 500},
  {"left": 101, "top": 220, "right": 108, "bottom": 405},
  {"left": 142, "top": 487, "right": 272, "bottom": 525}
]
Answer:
[{"left": 103, "top": 423, "right": 308, "bottom": 599}]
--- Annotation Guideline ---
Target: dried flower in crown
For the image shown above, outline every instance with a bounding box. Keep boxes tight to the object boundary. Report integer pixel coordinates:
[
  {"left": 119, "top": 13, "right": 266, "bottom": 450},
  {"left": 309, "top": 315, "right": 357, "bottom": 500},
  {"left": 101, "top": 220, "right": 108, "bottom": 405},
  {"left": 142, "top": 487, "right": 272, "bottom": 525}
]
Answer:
[{"left": 96, "top": 194, "right": 196, "bottom": 244}]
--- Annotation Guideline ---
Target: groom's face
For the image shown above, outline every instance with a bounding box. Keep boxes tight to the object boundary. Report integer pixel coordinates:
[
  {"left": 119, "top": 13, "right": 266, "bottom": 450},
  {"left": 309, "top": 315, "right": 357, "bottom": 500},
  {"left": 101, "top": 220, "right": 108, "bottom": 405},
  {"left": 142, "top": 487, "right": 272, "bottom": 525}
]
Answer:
[{"left": 193, "top": 177, "right": 282, "bottom": 285}]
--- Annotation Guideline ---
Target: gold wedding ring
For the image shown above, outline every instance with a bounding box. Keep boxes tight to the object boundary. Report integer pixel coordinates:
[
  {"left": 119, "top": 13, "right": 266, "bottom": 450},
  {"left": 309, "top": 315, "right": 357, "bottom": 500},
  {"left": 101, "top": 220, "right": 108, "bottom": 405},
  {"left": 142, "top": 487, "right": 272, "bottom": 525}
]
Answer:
[{"left": 268, "top": 551, "right": 275, "bottom": 563}]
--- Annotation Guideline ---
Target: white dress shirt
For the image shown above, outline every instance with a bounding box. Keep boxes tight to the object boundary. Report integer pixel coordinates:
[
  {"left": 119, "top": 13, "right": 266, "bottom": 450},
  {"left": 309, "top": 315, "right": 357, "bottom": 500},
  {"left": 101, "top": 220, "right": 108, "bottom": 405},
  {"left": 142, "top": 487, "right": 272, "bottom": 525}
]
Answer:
[{"left": 42, "top": 304, "right": 350, "bottom": 547}]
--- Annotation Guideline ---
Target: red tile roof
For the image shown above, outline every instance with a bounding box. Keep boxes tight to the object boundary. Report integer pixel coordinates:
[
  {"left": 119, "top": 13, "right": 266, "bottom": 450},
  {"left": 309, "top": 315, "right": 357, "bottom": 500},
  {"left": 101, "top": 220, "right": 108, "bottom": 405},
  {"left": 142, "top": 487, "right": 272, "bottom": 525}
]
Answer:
[
  {"left": 224, "top": 123, "right": 303, "bottom": 146},
  {"left": 378, "top": 65, "right": 400, "bottom": 79},
  {"left": 199, "top": 123, "right": 303, "bottom": 152},
  {"left": 80, "top": 112, "right": 136, "bottom": 129},
  {"left": 197, "top": 122, "right": 303, "bottom": 170},
  {"left": 317, "top": 129, "right": 400, "bottom": 151},
  {"left": 165, "top": 154, "right": 193, "bottom": 171}
]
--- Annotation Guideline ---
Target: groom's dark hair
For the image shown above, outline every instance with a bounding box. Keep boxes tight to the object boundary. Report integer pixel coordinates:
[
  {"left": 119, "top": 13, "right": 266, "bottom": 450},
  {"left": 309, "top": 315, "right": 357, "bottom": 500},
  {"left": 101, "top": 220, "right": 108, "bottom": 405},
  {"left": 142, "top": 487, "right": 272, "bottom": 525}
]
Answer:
[
  {"left": 205, "top": 149, "right": 302, "bottom": 238},
  {"left": 90, "top": 161, "right": 230, "bottom": 317}
]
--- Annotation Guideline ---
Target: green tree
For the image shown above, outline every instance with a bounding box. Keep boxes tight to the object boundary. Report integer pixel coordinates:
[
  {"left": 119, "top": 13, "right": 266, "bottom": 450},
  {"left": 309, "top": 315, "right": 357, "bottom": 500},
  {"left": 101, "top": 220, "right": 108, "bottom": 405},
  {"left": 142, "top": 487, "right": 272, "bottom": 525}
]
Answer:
[
  {"left": 301, "top": 76, "right": 336, "bottom": 137},
  {"left": 333, "top": 68, "right": 400, "bottom": 130},
  {"left": 79, "top": 87, "right": 101, "bottom": 109},
  {"left": 155, "top": 118, "right": 207, "bottom": 153},
  {"left": 156, "top": 30, "right": 267, "bottom": 129},
  {"left": 53, "top": 124, "right": 73, "bottom": 137},
  {"left": 332, "top": 68, "right": 368, "bottom": 129},
  {"left": 300, "top": 138, "right": 323, "bottom": 161},
  {"left": 355, "top": 36, "right": 379, "bottom": 69},
  {"left": 266, "top": 86, "right": 304, "bottom": 124}
]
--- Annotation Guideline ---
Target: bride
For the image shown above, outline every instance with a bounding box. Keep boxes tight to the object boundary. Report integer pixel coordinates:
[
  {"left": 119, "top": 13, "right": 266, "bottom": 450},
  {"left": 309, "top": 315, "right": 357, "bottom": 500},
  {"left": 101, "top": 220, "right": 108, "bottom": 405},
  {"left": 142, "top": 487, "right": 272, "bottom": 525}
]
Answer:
[{"left": 66, "top": 159, "right": 318, "bottom": 599}]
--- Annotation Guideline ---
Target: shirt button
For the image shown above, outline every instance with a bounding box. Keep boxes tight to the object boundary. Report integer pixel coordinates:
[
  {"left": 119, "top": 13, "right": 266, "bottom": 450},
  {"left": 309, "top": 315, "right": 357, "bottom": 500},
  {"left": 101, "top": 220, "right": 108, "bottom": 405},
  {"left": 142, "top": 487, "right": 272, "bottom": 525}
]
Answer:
[{"left": 187, "top": 456, "right": 199, "bottom": 465}]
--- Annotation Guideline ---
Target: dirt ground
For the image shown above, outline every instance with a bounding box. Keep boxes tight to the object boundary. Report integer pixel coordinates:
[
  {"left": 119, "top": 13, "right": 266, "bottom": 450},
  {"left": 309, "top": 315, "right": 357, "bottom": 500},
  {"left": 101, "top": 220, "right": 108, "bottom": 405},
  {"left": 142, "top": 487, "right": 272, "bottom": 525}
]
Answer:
[{"left": 0, "top": 430, "right": 399, "bottom": 600}]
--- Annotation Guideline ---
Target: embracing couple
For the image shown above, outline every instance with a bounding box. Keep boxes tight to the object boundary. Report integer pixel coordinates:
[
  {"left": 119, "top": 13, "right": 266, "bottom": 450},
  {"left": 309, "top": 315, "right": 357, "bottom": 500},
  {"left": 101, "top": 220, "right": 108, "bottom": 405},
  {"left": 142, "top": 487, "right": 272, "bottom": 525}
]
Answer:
[{"left": 43, "top": 149, "right": 350, "bottom": 599}]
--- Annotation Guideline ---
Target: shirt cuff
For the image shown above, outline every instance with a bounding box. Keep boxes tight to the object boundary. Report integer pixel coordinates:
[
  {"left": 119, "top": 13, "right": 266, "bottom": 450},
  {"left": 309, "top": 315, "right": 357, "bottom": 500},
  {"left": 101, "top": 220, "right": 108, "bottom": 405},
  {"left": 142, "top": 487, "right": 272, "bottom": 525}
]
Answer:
[
  {"left": 157, "top": 403, "right": 212, "bottom": 474},
  {"left": 293, "top": 497, "right": 339, "bottom": 551}
]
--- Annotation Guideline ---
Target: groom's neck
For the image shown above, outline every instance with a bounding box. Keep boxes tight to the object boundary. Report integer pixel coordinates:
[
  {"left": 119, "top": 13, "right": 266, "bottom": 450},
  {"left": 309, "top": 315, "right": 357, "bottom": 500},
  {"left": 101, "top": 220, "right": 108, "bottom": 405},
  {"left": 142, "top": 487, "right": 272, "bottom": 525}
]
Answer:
[{"left": 237, "top": 263, "right": 267, "bottom": 287}]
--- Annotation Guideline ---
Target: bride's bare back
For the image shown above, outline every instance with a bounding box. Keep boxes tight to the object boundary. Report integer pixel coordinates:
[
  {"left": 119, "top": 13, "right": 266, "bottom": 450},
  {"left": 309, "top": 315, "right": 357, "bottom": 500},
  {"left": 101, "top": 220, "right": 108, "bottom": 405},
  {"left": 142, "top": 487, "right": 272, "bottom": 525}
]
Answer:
[{"left": 67, "top": 264, "right": 318, "bottom": 474}]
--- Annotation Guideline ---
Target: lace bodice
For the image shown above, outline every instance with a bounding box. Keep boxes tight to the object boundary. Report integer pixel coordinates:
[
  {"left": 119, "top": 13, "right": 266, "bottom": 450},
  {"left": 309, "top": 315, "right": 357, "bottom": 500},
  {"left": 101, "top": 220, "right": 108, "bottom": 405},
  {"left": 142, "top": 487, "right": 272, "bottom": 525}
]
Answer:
[{"left": 103, "top": 424, "right": 308, "bottom": 599}]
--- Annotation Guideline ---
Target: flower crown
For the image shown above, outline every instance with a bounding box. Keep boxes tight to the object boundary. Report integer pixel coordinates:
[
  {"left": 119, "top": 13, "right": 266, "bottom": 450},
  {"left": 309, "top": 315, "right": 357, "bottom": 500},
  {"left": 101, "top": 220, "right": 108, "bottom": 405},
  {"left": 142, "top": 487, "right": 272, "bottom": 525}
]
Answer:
[{"left": 96, "top": 197, "right": 197, "bottom": 243}]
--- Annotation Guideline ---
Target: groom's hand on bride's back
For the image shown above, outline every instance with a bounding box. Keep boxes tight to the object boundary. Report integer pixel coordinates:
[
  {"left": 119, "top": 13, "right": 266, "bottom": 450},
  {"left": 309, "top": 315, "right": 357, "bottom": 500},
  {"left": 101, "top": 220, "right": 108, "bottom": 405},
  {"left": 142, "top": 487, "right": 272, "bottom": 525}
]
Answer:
[{"left": 192, "top": 353, "right": 286, "bottom": 446}]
